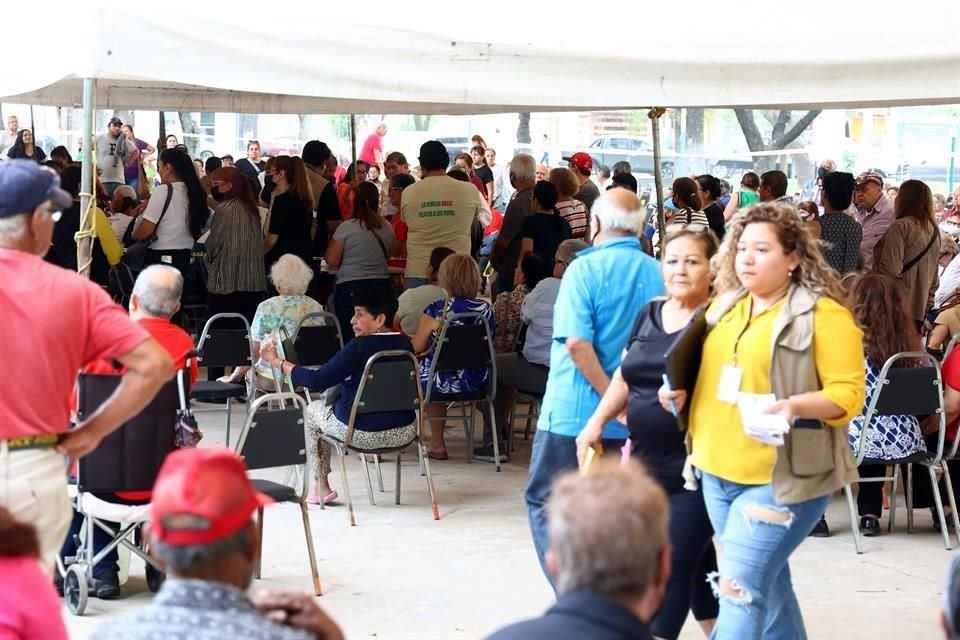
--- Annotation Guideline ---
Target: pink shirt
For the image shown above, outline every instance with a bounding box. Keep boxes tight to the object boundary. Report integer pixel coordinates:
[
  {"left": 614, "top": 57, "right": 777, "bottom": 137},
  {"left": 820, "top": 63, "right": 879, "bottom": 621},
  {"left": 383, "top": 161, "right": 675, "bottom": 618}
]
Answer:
[
  {"left": 0, "top": 249, "right": 148, "bottom": 439},
  {"left": 359, "top": 133, "right": 382, "bottom": 166},
  {"left": 0, "top": 556, "right": 69, "bottom": 640}
]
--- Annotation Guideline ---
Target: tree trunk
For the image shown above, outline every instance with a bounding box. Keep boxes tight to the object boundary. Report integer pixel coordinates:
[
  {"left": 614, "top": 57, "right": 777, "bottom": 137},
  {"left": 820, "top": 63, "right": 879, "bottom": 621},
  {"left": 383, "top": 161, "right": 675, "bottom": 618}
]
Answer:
[
  {"left": 297, "top": 114, "right": 312, "bottom": 142},
  {"left": 734, "top": 108, "right": 821, "bottom": 174},
  {"left": 517, "top": 112, "right": 531, "bottom": 145},
  {"left": 412, "top": 115, "right": 432, "bottom": 131},
  {"left": 178, "top": 112, "right": 199, "bottom": 155},
  {"left": 685, "top": 108, "right": 704, "bottom": 150}
]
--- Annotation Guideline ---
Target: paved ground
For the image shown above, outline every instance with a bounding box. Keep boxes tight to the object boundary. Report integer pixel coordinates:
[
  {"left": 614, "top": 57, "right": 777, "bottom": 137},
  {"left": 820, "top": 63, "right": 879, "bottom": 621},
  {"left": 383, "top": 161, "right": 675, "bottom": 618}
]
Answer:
[{"left": 63, "top": 402, "right": 954, "bottom": 640}]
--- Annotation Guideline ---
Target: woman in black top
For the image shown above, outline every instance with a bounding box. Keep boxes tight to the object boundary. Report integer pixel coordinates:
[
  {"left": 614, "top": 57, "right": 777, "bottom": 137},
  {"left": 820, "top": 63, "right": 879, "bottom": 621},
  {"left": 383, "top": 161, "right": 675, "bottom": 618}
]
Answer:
[
  {"left": 515, "top": 181, "right": 571, "bottom": 281},
  {"left": 577, "top": 226, "right": 720, "bottom": 640},
  {"left": 7, "top": 129, "right": 46, "bottom": 162},
  {"left": 263, "top": 155, "right": 314, "bottom": 271},
  {"left": 695, "top": 174, "right": 726, "bottom": 240}
]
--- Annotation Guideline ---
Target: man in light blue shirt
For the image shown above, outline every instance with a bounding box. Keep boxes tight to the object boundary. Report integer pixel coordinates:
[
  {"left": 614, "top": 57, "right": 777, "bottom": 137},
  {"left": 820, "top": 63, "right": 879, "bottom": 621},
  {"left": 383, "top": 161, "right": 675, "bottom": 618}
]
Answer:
[{"left": 525, "top": 188, "right": 665, "bottom": 589}]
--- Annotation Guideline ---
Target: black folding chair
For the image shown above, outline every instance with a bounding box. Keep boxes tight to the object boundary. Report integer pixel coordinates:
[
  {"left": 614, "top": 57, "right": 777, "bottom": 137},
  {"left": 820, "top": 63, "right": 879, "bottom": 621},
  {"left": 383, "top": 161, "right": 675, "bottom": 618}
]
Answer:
[
  {"left": 291, "top": 311, "right": 344, "bottom": 368},
  {"left": 190, "top": 313, "right": 253, "bottom": 447},
  {"left": 423, "top": 312, "right": 502, "bottom": 471},
  {"left": 60, "top": 369, "right": 185, "bottom": 615},
  {"left": 234, "top": 393, "right": 322, "bottom": 596},
  {"left": 843, "top": 351, "right": 950, "bottom": 553},
  {"left": 319, "top": 350, "right": 439, "bottom": 526}
]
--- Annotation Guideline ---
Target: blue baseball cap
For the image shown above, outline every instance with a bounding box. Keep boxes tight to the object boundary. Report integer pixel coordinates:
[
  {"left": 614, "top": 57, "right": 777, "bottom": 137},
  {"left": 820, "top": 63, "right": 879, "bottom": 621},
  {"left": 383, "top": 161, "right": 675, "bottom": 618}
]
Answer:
[{"left": 0, "top": 160, "right": 73, "bottom": 218}]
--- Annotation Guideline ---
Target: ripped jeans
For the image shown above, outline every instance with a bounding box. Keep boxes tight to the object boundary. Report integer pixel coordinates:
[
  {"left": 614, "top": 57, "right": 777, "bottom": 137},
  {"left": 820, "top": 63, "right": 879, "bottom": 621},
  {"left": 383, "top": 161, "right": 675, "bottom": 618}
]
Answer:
[{"left": 700, "top": 472, "right": 830, "bottom": 640}]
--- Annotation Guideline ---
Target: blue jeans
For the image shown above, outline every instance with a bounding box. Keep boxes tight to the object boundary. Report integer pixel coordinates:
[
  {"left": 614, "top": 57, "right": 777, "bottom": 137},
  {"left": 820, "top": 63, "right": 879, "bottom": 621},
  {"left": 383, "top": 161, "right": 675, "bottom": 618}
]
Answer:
[
  {"left": 700, "top": 472, "right": 829, "bottom": 640},
  {"left": 525, "top": 430, "right": 624, "bottom": 591}
]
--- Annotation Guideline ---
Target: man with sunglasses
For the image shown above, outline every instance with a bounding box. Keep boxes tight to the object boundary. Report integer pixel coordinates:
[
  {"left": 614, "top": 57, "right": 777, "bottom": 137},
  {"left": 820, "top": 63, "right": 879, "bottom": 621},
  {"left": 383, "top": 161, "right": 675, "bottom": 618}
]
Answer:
[{"left": 0, "top": 160, "right": 173, "bottom": 574}]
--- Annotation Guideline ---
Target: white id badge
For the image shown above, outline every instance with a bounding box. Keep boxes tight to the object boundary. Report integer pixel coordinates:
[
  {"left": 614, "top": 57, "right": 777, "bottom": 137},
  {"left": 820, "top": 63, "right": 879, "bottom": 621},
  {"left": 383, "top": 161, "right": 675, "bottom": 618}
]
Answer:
[
  {"left": 717, "top": 365, "right": 743, "bottom": 404},
  {"left": 160, "top": 254, "right": 173, "bottom": 264}
]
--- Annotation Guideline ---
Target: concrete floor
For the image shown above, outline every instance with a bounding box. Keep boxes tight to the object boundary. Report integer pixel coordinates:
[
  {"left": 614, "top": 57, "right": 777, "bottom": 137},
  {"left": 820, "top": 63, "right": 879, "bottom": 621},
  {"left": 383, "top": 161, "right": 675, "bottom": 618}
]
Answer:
[{"left": 63, "top": 401, "right": 954, "bottom": 640}]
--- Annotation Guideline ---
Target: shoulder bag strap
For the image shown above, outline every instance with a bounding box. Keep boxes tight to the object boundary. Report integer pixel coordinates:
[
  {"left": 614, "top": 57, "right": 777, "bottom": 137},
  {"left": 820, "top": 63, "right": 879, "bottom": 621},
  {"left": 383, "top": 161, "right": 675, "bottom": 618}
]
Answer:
[
  {"left": 154, "top": 183, "right": 175, "bottom": 231},
  {"left": 899, "top": 225, "right": 939, "bottom": 278},
  {"left": 369, "top": 226, "right": 389, "bottom": 260}
]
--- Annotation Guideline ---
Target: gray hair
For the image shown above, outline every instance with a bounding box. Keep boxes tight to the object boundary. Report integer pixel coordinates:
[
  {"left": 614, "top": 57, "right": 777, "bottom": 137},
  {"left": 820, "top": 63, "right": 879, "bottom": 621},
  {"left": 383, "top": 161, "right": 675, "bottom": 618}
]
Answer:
[
  {"left": 132, "top": 265, "right": 183, "bottom": 318},
  {"left": 112, "top": 185, "right": 137, "bottom": 201},
  {"left": 548, "top": 459, "right": 668, "bottom": 598},
  {"left": 591, "top": 190, "right": 644, "bottom": 235},
  {"left": 270, "top": 254, "right": 313, "bottom": 295},
  {"left": 509, "top": 154, "right": 536, "bottom": 182},
  {"left": 555, "top": 239, "right": 589, "bottom": 266},
  {"left": 152, "top": 526, "right": 252, "bottom": 572},
  {"left": 0, "top": 213, "right": 29, "bottom": 242}
]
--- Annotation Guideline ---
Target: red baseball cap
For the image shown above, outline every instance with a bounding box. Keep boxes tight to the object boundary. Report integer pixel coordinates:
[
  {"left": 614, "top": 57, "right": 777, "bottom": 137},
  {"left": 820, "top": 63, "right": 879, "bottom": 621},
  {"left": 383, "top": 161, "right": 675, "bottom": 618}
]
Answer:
[
  {"left": 562, "top": 152, "right": 594, "bottom": 174},
  {"left": 150, "top": 447, "right": 272, "bottom": 547}
]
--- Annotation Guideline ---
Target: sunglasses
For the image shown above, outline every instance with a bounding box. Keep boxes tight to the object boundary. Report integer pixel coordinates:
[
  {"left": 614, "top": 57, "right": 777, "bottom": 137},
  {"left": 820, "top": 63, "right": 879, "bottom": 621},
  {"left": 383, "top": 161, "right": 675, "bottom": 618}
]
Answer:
[{"left": 665, "top": 222, "right": 710, "bottom": 234}]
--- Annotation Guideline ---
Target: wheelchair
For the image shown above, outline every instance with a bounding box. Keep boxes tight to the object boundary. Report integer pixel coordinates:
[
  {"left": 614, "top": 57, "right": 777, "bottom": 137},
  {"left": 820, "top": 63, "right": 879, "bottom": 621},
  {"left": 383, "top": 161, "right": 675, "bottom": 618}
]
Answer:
[{"left": 59, "top": 364, "right": 196, "bottom": 615}]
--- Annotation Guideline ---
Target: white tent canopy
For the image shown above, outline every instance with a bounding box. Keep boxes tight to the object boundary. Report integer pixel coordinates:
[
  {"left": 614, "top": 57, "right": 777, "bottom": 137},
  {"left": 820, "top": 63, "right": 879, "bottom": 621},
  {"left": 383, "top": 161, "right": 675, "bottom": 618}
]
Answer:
[{"left": 4, "top": 0, "right": 960, "bottom": 114}]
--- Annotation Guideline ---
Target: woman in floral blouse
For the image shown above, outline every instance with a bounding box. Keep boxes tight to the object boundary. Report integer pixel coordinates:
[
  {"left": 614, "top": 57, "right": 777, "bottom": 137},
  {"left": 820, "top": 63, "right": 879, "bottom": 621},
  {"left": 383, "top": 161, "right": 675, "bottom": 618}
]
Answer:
[{"left": 492, "top": 254, "right": 551, "bottom": 353}]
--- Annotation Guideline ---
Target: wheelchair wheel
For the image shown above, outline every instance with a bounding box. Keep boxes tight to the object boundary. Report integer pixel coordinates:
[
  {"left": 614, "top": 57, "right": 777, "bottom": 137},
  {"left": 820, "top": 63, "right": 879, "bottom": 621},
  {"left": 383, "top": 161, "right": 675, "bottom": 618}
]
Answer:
[
  {"left": 145, "top": 563, "right": 166, "bottom": 593},
  {"left": 64, "top": 565, "right": 88, "bottom": 615}
]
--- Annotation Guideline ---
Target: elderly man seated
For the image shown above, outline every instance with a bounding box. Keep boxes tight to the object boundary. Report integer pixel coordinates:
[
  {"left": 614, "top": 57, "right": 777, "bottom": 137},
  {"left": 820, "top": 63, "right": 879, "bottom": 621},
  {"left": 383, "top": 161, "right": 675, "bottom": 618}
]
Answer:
[
  {"left": 487, "top": 459, "right": 669, "bottom": 640},
  {"left": 477, "top": 240, "right": 588, "bottom": 462},
  {"left": 95, "top": 447, "right": 343, "bottom": 640},
  {"left": 58, "top": 265, "right": 198, "bottom": 598}
]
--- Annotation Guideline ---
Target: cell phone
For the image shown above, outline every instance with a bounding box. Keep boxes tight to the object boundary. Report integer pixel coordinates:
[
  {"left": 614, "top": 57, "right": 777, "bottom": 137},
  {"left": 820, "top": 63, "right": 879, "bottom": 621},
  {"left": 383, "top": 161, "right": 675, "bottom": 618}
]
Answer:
[{"left": 792, "top": 418, "right": 824, "bottom": 430}]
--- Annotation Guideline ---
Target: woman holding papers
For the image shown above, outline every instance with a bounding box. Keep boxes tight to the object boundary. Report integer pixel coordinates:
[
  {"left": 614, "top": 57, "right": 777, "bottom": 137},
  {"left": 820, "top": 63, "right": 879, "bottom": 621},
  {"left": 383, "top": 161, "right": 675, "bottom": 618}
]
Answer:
[
  {"left": 577, "top": 224, "right": 720, "bottom": 640},
  {"left": 658, "top": 203, "right": 865, "bottom": 640}
]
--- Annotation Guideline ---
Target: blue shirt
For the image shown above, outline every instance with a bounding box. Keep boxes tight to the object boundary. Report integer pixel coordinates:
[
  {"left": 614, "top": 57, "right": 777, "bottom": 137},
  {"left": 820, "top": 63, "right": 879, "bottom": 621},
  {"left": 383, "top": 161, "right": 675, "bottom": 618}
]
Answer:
[
  {"left": 538, "top": 236, "right": 665, "bottom": 439},
  {"left": 291, "top": 333, "right": 416, "bottom": 430}
]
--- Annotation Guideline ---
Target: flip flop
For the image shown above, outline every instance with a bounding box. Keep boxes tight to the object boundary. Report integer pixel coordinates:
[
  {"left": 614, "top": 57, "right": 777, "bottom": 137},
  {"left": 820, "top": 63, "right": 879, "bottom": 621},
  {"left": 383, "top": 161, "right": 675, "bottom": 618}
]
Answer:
[{"left": 307, "top": 490, "right": 339, "bottom": 505}]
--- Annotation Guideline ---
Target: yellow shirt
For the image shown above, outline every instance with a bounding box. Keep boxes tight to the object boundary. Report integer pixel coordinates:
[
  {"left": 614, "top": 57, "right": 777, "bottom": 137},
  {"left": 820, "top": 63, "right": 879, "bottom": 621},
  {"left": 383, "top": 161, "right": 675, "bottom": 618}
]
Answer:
[
  {"left": 688, "top": 295, "right": 864, "bottom": 485},
  {"left": 93, "top": 207, "right": 123, "bottom": 267}
]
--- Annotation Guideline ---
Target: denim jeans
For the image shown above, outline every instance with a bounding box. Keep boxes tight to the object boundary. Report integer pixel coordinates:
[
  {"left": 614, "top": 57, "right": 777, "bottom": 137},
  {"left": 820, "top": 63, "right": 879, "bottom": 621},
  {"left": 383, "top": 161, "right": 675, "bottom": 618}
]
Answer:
[
  {"left": 525, "top": 430, "right": 624, "bottom": 591},
  {"left": 700, "top": 472, "right": 829, "bottom": 640}
]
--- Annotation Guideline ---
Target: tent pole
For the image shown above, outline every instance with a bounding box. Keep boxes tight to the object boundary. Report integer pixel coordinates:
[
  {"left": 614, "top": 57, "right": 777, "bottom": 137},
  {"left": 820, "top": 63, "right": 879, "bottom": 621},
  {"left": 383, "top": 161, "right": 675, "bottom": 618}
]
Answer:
[
  {"left": 349, "top": 114, "right": 357, "bottom": 171},
  {"left": 648, "top": 107, "right": 667, "bottom": 250},
  {"left": 77, "top": 78, "right": 95, "bottom": 279}
]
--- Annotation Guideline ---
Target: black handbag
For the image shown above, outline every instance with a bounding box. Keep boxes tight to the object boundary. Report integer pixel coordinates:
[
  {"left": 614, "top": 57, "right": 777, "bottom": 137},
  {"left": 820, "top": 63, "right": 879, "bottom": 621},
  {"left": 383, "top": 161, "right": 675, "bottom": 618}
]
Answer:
[{"left": 122, "top": 184, "right": 174, "bottom": 271}]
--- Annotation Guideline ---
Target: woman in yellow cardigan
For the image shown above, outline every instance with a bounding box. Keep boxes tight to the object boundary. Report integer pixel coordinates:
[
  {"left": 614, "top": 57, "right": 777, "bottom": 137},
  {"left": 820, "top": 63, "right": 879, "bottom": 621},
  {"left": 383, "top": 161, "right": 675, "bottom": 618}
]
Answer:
[{"left": 660, "top": 203, "right": 865, "bottom": 640}]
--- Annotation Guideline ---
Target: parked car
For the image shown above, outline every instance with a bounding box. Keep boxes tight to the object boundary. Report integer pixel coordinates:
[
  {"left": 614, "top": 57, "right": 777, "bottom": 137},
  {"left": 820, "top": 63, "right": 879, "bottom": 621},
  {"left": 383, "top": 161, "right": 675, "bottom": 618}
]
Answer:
[{"left": 563, "top": 136, "right": 674, "bottom": 179}]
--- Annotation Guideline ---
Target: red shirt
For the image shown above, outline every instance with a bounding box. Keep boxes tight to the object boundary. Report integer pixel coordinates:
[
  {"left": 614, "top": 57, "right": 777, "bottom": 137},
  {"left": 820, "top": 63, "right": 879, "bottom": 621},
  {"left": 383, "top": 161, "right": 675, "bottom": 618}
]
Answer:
[
  {"left": 0, "top": 249, "right": 148, "bottom": 439},
  {"left": 485, "top": 208, "right": 504, "bottom": 237},
  {"left": 81, "top": 317, "right": 198, "bottom": 387},
  {"left": 389, "top": 215, "right": 409, "bottom": 270},
  {"left": 358, "top": 133, "right": 382, "bottom": 166},
  {"left": 944, "top": 348, "right": 960, "bottom": 441},
  {"left": 0, "top": 556, "right": 69, "bottom": 640}
]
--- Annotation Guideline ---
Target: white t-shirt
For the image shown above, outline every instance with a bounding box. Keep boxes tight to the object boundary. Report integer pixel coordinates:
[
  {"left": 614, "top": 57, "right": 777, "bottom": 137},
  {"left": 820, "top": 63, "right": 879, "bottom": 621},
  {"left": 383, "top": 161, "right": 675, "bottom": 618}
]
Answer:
[
  {"left": 400, "top": 175, "right": 484, "bottom": 278},
  {"left": 96, "top": 133, "right": 135, "bottom": 184},
  {"left": 142, "top": 183, "right": 196, "bottom": 250}
]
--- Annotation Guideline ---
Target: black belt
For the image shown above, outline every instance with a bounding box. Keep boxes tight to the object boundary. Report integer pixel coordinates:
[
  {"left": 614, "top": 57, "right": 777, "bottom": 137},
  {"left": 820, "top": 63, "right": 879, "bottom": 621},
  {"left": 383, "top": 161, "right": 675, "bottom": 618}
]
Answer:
[{"left": 4, "top": 434, "right": 63, "bottom": 451}]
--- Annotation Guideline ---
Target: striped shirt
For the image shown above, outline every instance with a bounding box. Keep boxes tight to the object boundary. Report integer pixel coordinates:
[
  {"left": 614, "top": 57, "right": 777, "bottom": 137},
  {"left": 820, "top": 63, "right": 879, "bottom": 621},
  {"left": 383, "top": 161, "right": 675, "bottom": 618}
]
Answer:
[
  {"left": 556, "top": 199, "right": 589, "bottom": 239},
  {"left": 674, "top": 208, "right": 710, "bottom": 227},
  {"left": 204, "top": 199, "right": 268, "bottom": 295}
]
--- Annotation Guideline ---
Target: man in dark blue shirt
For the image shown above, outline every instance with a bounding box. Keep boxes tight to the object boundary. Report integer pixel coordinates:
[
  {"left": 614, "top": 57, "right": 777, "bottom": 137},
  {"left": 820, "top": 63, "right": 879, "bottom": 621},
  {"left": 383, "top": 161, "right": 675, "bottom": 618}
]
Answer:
[{"left": 488, "top": 460, "right": 669, "bottom": 640}]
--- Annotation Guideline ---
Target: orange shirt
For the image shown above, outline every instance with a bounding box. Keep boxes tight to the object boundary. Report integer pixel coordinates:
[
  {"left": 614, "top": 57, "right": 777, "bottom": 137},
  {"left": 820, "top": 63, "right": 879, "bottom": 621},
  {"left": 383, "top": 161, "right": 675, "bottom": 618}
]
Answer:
[{"left": 337, "top": 182, "right": 355, "bottom": 220}]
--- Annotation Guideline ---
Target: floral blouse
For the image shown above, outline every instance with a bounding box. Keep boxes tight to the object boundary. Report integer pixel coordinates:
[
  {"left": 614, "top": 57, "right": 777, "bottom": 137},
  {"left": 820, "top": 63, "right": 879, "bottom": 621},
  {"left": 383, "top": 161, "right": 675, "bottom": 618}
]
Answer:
[
  {"left": 250, "top": 295, "right": 325, "bottom": 379},
  {"left": 492, "top": 284, "right": 529, "bottom": 353}
]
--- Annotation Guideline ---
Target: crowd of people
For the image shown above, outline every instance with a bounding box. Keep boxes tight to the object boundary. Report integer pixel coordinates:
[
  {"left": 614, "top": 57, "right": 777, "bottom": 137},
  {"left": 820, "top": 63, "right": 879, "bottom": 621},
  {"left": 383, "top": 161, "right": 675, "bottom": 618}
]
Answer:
[{"left": 3, "top": 111, "right": 960, "bottom": 639}]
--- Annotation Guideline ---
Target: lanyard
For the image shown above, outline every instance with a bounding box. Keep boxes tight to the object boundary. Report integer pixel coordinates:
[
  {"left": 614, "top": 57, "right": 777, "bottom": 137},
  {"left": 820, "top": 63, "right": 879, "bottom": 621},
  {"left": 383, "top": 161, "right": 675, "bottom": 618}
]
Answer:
[{"left": 731, "top": 293, "right": 788, "bottom": 366}]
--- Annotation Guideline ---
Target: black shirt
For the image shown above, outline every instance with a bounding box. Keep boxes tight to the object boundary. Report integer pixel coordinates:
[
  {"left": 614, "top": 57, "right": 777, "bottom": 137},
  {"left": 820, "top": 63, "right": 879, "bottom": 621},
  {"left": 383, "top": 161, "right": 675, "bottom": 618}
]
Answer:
[
  {"left": 519, "top": 212, "right": 572, "bottom": 267},
  {"left": 46, "top": 202, "right": 110, "bottom": 285},
  {"left": 621, "top": 299, "right": 688, "bottom": 493},
  {"left": 310, "top": 182, "right": 343, "bottom": 257},
  {"left": 475, "top": 165, "right": 494, "bottom": 196},
  {"left": 487, "top": 590, "right": 654, "bottom": 640},
  {"left": 703, "top": 202, "right": 725, "bottom": 240},
  {"left": 265, "top": 192, "right": 313, "bottom": 269},
  {"left": 819, "top": 212, "right": 862, "bottom": 274}
]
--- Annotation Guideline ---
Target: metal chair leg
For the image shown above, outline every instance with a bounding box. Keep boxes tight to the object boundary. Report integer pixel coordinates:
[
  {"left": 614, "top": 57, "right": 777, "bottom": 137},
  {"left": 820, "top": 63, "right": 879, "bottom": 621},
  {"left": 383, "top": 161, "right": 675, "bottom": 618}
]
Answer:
[
  {"left": 844, "top": 484, "right": 863, "bottom": 554},
  {"left": 395, "top": 453, "right": 402, "bottom": 505},
  {"left": 375, "top": 455, "right": 385, "bottom": 492},
  {"left": 889, "top": 465, "right": 901, "bottom": 533},
  {"left": 489, "top": 399, "right": 502, "bottom": 472},
  {"left": 466, "top": 402, "right": 475, "bottom": 463},
  {"left": 906, "top": 464, "right": 915, "bottom": 533},
  {"left": 929, "top": 464, "right": 953, "bottom": 550},
  {"left": 225, "top": 397, "right": 232, "bottom": 449},
  {"left": 421, "top": 442, "right": 440, "bottom": 520},
  {"left": 332, "top": 441, "right": 355, "bottom": 526},
  {"left": 418, "top": 437, "right": 425, "bottom": 477},
  {"left": 360, "top": 453, "right": 376, "bottom": 506},
  {"left": 254, "top": 507, "right": 264, "bottom": 579},
  {"left": 943, "top": 462, "right": 960, "bottom": 547},
  {"left": 298, "top": 500, "right": 323, "bottom": 596}
]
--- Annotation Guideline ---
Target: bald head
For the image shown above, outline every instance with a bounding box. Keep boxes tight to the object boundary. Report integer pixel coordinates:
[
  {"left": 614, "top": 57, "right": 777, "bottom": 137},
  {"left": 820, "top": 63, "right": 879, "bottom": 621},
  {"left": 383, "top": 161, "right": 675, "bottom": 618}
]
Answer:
[
  {"left": 131, "top": 265, "right": 183, "bottom": 319},
  {"left": 590, "top": 188, "right": 644, "bottom": 239}
]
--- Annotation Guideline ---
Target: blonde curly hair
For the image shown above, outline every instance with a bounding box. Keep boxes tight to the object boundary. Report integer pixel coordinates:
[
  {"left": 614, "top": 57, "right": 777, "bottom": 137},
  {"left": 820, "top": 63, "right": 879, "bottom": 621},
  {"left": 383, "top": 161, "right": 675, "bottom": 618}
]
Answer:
[{"left": 713, "top": 203, "right": 845, "bottom": 301}]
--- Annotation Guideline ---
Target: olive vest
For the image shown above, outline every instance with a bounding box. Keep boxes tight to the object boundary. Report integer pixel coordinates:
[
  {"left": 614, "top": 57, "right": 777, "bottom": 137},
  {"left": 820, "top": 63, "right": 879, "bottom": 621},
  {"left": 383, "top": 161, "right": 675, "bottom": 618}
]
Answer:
[{"left": 706, "top": 284, "right": 859, "bottom": 504}]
